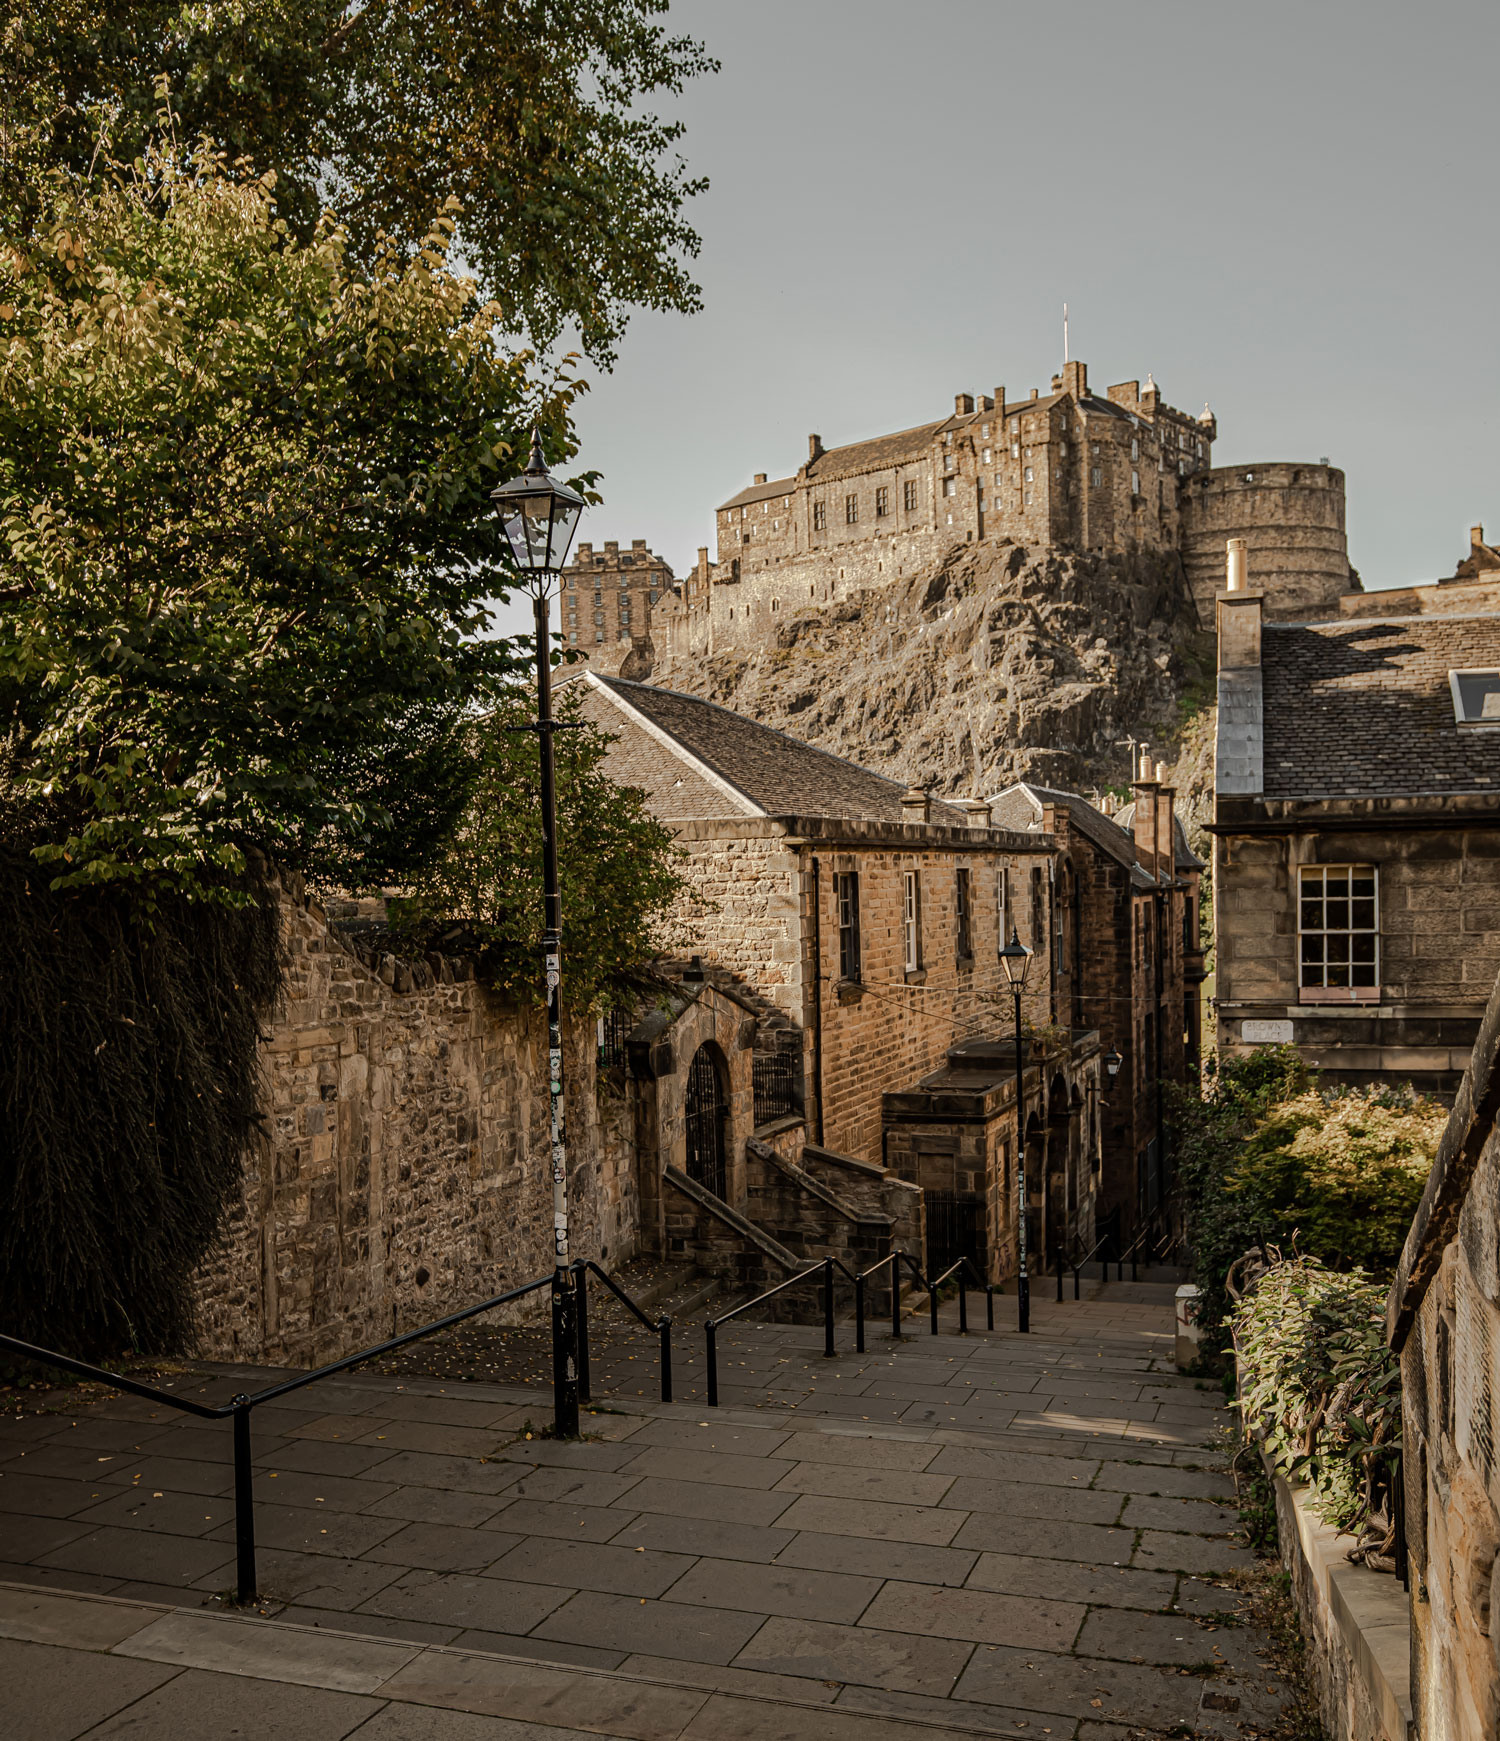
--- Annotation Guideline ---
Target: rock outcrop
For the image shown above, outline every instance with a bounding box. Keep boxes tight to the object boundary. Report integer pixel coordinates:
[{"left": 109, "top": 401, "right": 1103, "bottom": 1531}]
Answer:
[{"left": 649, "top": 539, "right": 1214, "bottom": 822}]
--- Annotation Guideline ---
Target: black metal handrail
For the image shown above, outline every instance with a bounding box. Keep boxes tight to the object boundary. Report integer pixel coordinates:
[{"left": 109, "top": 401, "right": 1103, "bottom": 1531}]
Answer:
[
  {"left": 1117, "top": 1215, "right": 1176, "bottom": 1281},
  {"left": 702, "top": 1249, "right": 997, "bottom": 1406},
  {"left": 572, "top": 1259, "right": 672, "bottom": 1406},
  {"left": 1058, "top": 1234, "right": 1112, "bottom": 1302},
  {"left": 1, "top": 1256, "right": 673, "bottom": 1604}
]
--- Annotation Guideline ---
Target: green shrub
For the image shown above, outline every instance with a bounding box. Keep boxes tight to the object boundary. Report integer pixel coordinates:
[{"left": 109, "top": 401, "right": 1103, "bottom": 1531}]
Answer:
[{"left": 1233, "top": 1257, "right": 1401, "bottom": 1543}]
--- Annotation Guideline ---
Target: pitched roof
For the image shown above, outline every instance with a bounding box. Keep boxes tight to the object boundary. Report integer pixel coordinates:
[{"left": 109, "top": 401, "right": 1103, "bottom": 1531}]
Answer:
[
  {"left": 582, "top": 674, "right": 970, "bottom": 826},
  {"left": 1114, "top": 803, "right": 1207, "bottom": 872},
  {"left": 718, "top": 475, "right": 798, "bottom": 512},
  {"left": 986, "top": 782, "right": 1144, "bottom": 874},
  {"left": 1260, "top": 614, "right": 1500, "bottom": 798},
  {"left": 804, "top": 420, "right": 947, "bottom": 485}
]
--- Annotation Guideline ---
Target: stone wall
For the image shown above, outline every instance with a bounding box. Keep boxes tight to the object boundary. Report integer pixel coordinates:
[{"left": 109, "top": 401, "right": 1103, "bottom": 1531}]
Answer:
[
  {"left": 193, "top": 879, "right": 634, "bottom": 1367},
  {"left": 1181, "top": 462, "right": 1352, "bottom": 624},
  {"left": 1388, "top": 965, "right": 1500, "bottom": 1741},
  {"left": 1214, "top": 819, "right": 1500, "bottom": 1096}
]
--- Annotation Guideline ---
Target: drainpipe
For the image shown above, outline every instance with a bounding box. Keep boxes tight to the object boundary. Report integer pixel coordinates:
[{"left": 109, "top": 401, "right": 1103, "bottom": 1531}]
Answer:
[{"left": 810, "top": 854, "right": 825, "bottom": 1145}]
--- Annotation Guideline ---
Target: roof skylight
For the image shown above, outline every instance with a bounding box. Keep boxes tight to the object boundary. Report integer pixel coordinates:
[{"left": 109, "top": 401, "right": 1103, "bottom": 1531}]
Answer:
[{"left": 1449, "top": 668, "right": 1500, "bottom": 727}]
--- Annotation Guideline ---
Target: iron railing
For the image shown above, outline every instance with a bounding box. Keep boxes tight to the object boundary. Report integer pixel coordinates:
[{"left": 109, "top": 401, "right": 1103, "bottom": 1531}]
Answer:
[
  {"left": 752, "top": 1051, "right": 800, "bottom": 1125},
  {"left": 701, "top": 1248, "right": 995, "bottom": 1406},
  {"left": 1, "top": 1258, "right": 671, "bottom": 1605},
  {"left": 1056, "top": 1233, "right": 1113, "bottom": 1301}
]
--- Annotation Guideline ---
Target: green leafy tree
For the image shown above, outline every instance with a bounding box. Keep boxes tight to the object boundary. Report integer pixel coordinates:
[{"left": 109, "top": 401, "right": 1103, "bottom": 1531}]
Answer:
[
  {"left": 0, "top": 136, "right": 585, "bottom": 903},
  {"left": 2, "top": 0, "right": 715, "bottom": 362},
  {"left": 391, "top": 684, "right": 685, "bottom": 1010}
]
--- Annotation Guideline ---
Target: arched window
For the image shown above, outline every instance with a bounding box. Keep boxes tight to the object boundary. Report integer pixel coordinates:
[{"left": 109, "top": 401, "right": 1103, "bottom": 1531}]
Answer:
[{"left": 684, "top": 1044, "right": 728, "bottom": 1198}]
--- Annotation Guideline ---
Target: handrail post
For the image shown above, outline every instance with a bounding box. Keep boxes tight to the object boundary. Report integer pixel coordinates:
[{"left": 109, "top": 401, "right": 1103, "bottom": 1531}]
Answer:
[
  {"left": 855, "top": 1272, "right": 865, "bottom": 1354},
  {"left": 706, "top": 1321, "right": 718, "bottom": 1407},
  {"left": 891, "top": 1253, "right": 903, "bottom": 1340},
  {"left": 231, "top": 1397, "right": 256, "bottom": 1605},
  {"left": 658, "top": 1318, "right": 673, "bottom": 1405},
  {"left": 985, "top": 1283, "right": 994, "bottom": 1332},
  {"left": 573, "top": 1260, "right": 591, "bottom": 1404},
  {"left": 1131, "top": 1244, "right": 1139, "bottom": 1283},
  {"left": 1074, "top": 1260, "right": 1081, "bottom": 1302},
  {"left": 1056, "top": 1250, "right": 1064, "bottom": 1303},
  {"left": 929, "top": 1269, "right": 939, "bottom": 1336},
  {"left": 823, "top": 1255, "right": 835, "bottom": 1358},
  {"left": 958, "top": 1270, "right": 967, "bottom": 1334}
]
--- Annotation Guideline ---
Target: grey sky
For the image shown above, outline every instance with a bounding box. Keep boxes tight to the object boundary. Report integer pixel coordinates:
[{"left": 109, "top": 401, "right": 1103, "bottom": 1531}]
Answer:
[{"left": 492, "top": 0, "right": 1498, "bottom": 639}]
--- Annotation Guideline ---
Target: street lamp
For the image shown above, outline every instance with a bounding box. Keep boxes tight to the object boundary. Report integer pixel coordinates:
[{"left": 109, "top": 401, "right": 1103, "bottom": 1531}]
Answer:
[
  {"left": 999, "top": 927, "right": 1033, "bottom": 1334},
  {"left": 1103, "top": 1047, "right": 1123, "bottom": 1083},
  {"left": 491, "top": 428, "right": 587, "bottom": 1438}
]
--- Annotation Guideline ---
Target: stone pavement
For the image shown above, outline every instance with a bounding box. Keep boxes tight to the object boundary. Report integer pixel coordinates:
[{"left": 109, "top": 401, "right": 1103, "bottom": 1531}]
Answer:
[{"left": 0, "top": 1285, "right": 1290, "bottom": 1738}]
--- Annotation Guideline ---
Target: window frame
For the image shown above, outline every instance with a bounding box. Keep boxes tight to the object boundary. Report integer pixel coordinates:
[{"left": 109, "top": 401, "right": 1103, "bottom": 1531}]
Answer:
[
  {"left": 874, "top": 485, "right": 890, "bottom": 518},
  {"left": 1298, "top": 863, "right": 1380, "bottom": 1003},
  {"left": 903, "top": 479, "right": 918, "bottom": 512},
  {"left": 1449, "top": 668, "right": 1500, "bottom": 728},
  {"left": 844, "top": 493, "right": 859, "bottom": 525},
  {"left": 812, "top": 500, "right": 827, "bottom": 531},
  {"left": 835, "top": 871, "right": 862, "bottom": 984},
  {"left": 902, "top": 870, "right": 923, "bottom": 973},
  {"left": 955, "top": 867, "right": 973, "bottom": 963}
]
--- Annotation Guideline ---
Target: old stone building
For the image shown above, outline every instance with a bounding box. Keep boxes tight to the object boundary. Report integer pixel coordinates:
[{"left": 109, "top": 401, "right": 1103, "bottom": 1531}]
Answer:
[
  {"left": 558, "top": 538, "right": 673, "bottom": 673},
  {"left": 1386, "top": 962, "right": 1500, "bottom": 1741},
  {"left": 990, "top": 764, "right": 1205, "bottom": 1249},
  {"left": 573, "top": 671, "right": 1104, "bottom": 1285},
  {"left": 1211, "top": 561, "right": 1500, "bottom": 1096},
  {"left": 671, "top": 358, "right": 1354, "bottom": 657}
]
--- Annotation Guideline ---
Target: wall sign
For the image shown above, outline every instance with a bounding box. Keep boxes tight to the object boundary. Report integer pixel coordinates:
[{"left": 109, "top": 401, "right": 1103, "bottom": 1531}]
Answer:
[{"left": 1242, "top": 1019, "right": 1294, "bottom": 1044}]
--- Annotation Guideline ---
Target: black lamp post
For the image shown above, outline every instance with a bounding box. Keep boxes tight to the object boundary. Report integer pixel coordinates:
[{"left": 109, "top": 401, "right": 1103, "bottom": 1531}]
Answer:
[
  {"left": 491, "top": 429, "right": 586, "bottom": 1438},
  {"left": 999, "top": 927, "right": 1033, "bottom": 1334},
  {"left": 1103, "top": 1047, "right": 1123, "bottom": 1084}
]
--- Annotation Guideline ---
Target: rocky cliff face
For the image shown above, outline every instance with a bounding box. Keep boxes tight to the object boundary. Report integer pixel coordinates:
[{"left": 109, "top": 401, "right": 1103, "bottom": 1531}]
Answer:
[{"left": 647, "top": 539, "right": 1215, "bottom": 827}]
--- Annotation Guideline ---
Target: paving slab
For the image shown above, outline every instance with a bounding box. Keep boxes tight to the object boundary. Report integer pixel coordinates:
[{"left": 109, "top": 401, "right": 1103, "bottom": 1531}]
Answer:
[
  {"left": 861, "top": 1581, "right": 1083, "bottom": 1652},
  {"left": 84, "top": 1660, "right": 385, "bottom": 1737},
  {"left": 953, "top": 1642, "right": 1207, "bottom": 1729},
  {"left": 364, "top": 1521, "right": 523, "bottom": 1573},
  {"left": 662, "top": 1557, "right": 880, "bottom": 1625},
  {"left": 532, "top": 1590, "right": 764, "bottom": 1665},
  {"left": 964, "top": 1552, "right": 1177, "bottom": 1612},
  {"left": 115, "top": 1607, "right": 418, "bottom": 1692},
  {"left": 733, "top": 1613, "right": 973, "bottom": 1695},
  {"left": 772, "top": 1530, "right": 977, "bottom": 1587},
  {"left": 770, "top": 1493, "right": 965, "bottom": 1547},
  {"left": 608, "top": 1514, "right": 794, "bottom": 1564},
  {"left": 487, "top": 1538, "right": 697, "bottom": 1598},
  {"left": 361, "top": 1570, "right": 570, "bottom": 1635},
  {"left": 950, "top": 1513, "right": 1134, "bottom": 1564},
  {"left": 487, "top": 1499, "right": 639, "bottom": 1543},
  {"left": 617, "top": 1478, "right": 797, "bottom": 1528},
  {"left": 0, "top": 1635, "right": 174, "bottom": 1738}
]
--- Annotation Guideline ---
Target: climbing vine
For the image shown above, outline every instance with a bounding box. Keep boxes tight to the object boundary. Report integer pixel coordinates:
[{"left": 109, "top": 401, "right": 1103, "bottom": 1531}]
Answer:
[{"left": 0, "top": 843, "right": 281, "bottom": 1358}]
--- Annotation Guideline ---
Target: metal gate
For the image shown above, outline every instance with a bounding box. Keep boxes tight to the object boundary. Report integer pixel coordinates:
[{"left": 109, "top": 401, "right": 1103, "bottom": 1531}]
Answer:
[
  {"left": 925, "top": 1192, "right": 986, "bottom": 1278},
  {"left": 684, "top": 1045, "right": 727, "bottom": 1199}
]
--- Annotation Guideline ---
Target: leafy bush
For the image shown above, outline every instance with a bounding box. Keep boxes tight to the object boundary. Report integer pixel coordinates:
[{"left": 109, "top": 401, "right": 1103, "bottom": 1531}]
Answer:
[
  {"left": 1172, "top": 1048, "right": 1440, "bottom": 1352},
  {"left": 1230, "top": 1085, "right": 1441, "bottom": 1273},
  {"left": 1233, "top": 1257, "right": 1402, "bottom": 1555}
]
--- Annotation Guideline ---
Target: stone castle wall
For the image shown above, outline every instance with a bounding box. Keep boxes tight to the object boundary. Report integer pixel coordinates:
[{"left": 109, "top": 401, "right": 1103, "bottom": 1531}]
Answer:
[
  {"left": 192, "top": 879, "right": 635, "bottom": 1366},
  {"left": 1181, "top": 462, "right": 1352, "bottom": 622}
]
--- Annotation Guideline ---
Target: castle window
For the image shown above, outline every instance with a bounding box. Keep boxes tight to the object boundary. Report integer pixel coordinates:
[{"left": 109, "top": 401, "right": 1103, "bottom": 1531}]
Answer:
[
  {"left": 1091, "top": 467, "right": 1103, "bottom": 488},
  {"left": 1023, "top": 467, "right": 1033, "bottom": 483},
  {"left": 1023, "top": 491, "right": 1031, "bottom": 506},
  {"left": 1091, "top": 442, "right": 1101, "bottom": 456},
  {"left": 595, "top": 631, "right": 604, "bottom": 643},
  {"left": 1012, "top": 442, "right": 1020, "bottom": 458},
  {"left": 845, "top": 494, "right": 858, "bottom": 524},
  {"left": 650, "top": 590, "right": 659, "bottom": 604},
  {"left": 1131, "top": 438, "right": 1140, "bottom": 461},
  {"left": 1132, "top": 471, "right": 1141, "bottom": 495},
  {"left": 943, "top": 478, "right": 956, "bottom": 497},
  {"left": 902, "top": 872, "right": 922, "bottom": 973},
  {"left": 944, "top": 454, "right": 954, "bottom": 472},
  {"left": 835, "top": 872, "right": 862, "bottom": 982},
  {"left": 994, "top": 473, "right": 1004, "bottom": 489},
  {"left": 982, "top": 448, "right": 992, "bottom": 464},
  {"left": 813, "top": 501, "right": 826, "bottom": 530},
  {"left": 567, "top": 575, "right": 576, "bottom": 589},
  {"left": 875, "top": 486, "right": 889, "bottom": 517},
  {"left": 1299, "top": 865, "right": 1379, "bottom": 1001},
  {"left": 903, "top": 480, "right": 918, "bottom": 511}
]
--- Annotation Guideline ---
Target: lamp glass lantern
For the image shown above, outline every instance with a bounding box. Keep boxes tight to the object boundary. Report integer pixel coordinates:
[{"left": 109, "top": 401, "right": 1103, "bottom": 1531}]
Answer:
[
  {"left": 1104, "top": 1047, "right": 1123, "bottom": 1080},
  {"left": 489, "top": 428, "right": 585, "bottom": 588},
  {"left": 999, "top": 927, "right": 1032, "bottom": 991}
]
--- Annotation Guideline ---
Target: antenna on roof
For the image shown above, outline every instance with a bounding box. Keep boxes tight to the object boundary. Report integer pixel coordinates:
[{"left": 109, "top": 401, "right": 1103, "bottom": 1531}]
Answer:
[{"left": 1062, "top": 302, "right": 1069, "bottom": 365}]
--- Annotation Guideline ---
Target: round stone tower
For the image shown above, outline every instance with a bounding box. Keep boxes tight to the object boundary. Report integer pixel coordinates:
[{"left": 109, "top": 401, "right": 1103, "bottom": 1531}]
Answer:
[{"left": 1179, "top": 462, "right": 1355, "bottom": 623}]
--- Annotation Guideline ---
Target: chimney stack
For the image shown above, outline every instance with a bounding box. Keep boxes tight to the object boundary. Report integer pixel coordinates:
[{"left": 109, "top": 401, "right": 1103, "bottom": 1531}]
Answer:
[
  {"left": 960, "top": 798, "right": 992, "bottom": 826},
  {"left": 901, "top": 785, "right": 932, "bottom": 824},
  {"left": 1226, "top": 537, "right": 1248, "bottom": 593},
  {"left": 954, "top": 393, "right": 975, "bottom": 415},
  {"left": 1131, "top": 753, "right": 1160, "bottom": 877},
  {"left": 1155, "top": 773, "right": 1176, "bottom": 878},
  {"left": 1473, "top": 525, "right": 1487, "bottom": 550},
  {"left": 994, "top": 387, "right": 1006, "bottom": 418},
  {"left": 808, "top": 434, "right": 824, "bottom": 462}
]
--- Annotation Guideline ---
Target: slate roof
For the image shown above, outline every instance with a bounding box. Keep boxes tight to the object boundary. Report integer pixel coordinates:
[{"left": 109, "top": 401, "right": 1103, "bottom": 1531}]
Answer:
[
  {"left": 987, "top": 783, "right": 1147, "bottom": 875},
  {"left": 1260, "top": 615, "right": 1500, "bottom": 798},
  {"left": 585, "top": 674, "right": 970, "bottom": 826},
  {"left": 717, "top": 475, "right": 797, "bottom": 512}
]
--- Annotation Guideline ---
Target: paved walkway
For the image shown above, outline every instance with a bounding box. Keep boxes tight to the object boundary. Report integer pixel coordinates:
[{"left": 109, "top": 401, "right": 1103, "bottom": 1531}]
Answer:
[{"left": 0, "top": 1286, "right": 1287, "bottom": 1739}]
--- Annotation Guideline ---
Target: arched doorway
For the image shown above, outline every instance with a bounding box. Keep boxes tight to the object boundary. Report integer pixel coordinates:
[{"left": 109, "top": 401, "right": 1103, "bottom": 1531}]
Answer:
[{"left": 684, "top": 1043, "right": 728, "bottom": 1199}]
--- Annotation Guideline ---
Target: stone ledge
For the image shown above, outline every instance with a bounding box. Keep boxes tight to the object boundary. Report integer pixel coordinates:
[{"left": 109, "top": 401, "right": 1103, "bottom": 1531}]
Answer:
[{"left": 1269, "top": 1460, "right": 1412, "bottom": 1741}]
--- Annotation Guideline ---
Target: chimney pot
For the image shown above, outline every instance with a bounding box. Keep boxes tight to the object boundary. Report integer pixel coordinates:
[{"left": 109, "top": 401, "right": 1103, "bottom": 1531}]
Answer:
[
  {"left": 1155, "top": 760, "right": 1168, "bottom": 784},
  {"left": 1226, "top": 537, "right": 1248, "bottom": 592}
]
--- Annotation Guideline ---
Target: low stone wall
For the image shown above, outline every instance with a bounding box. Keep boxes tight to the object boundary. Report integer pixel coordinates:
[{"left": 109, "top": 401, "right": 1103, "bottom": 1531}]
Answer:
[
  {"left": 192, "top": 879, "right": 635, "bottom": 1367},
  {"left": 1270, "top": 1461, "right": 1411, "bottom": 1741}
]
